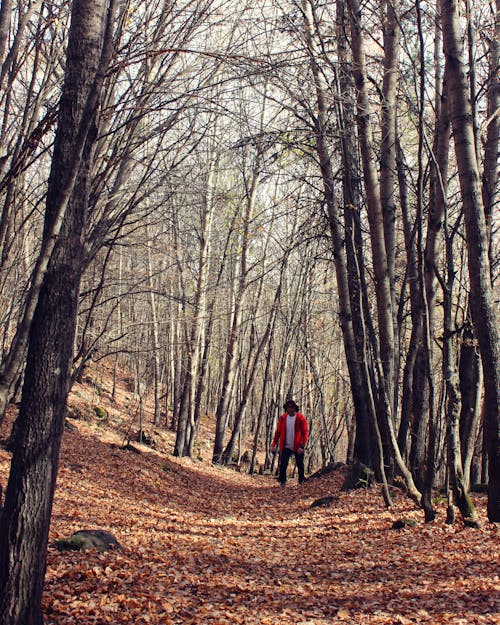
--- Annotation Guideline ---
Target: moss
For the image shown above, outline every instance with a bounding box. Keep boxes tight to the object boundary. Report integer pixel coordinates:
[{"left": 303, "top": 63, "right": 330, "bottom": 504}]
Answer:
[
  {"left": 433, "top": 495, "right": 447, "bottom": 505},
  {"left": 56, "top": 530, "right": 120, "bottom": 552},
  {"left": 56, "top": 535, "right": 89, "bottom": 551},
  {"left": 459, "top": 491, "right": 479, "bottom": 527},
  {"left": 93, "top": 406, "right": 108, "bottom": 420}
]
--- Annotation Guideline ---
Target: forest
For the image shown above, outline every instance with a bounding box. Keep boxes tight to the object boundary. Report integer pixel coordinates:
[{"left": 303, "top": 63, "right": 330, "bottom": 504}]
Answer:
[{"left": 0, "top": 1, "right": 498, "bottom": 624}]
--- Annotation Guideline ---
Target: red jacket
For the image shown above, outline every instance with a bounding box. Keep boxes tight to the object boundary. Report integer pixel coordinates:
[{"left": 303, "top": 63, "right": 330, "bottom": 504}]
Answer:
[{"left": 272, "top": 412, "right": 308, "bottom": 452}]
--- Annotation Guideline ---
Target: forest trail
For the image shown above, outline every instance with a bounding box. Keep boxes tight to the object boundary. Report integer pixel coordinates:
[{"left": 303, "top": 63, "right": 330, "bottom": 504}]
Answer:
[{"left": 1, "top": 413, "right": 499, "bottom": 625}]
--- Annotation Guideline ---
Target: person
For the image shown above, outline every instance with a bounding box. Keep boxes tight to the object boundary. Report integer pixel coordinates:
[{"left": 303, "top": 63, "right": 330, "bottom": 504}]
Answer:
[{"left": 271, "top": 400, "right": 309, "bottom": 486}]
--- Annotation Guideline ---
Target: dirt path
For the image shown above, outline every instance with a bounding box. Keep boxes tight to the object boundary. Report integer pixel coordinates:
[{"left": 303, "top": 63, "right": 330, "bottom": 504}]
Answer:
[{"left": 1, "top": 418, "right": 499, "bottom": 625}]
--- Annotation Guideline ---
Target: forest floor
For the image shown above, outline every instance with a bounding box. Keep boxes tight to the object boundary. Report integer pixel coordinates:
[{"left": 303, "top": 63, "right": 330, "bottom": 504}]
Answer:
[{"left": 0, "top": 371, "right": 499, "bottom": 625}]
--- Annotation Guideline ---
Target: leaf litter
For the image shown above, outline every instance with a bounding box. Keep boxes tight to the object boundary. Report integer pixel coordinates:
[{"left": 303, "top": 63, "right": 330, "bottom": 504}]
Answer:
[{"left": 0, "top": 411, "right": 499, "bottom": 625}]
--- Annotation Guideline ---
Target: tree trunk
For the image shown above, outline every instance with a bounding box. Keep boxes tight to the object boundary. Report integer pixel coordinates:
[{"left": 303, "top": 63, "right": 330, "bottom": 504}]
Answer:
[
  {"left": 212, "top": 143, "right": 260, "bottom": 464},
  {"left": 481, "top": 0, "right": 499, "bottom": 256},
  {"left": 441, "top": 0, "right": 500, "bottom": 522},
  {"left": 0, "top": 2, "right": 113, "bottom": 623},
  {"left": 0, "top": 0, "right": 13, "bottom": 66},
  {"left": 380, "top": 0, "right": 399, "bottom": 312},
  {"left": 175, "top": 159, "right": 215, "bottom": 456},
  {"left": 146, "top": 236, "right": 161, "bottom": 425},
  {"left": 442, "top": 217, "right": 478, "bottom": 525},
  {"left": 459, "top": 321, "right": 483, "bottom": 488},
  {"left": 336, "top": 0, "right": 375, "bottom": 468},
  {"left": 222, "top": 270, "right": 282, "bottom": 465},
  {"left": 397, "top": 136, "right": 421, "bottom": 458},
  {"left": 304, "top": 0, "right": 374, "bottom": 469},
  {"left": 347, "top": 0, "right": 395, "bottom": 402}
]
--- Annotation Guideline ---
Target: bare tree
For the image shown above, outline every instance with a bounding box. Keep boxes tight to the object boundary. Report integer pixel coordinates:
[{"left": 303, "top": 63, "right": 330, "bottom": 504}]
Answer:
[
  {"left": 440, "top": 0, "right": 500, "bottom": 522},
  {"left": 0, "top": 2, "right": 115, "bottom": 622}
]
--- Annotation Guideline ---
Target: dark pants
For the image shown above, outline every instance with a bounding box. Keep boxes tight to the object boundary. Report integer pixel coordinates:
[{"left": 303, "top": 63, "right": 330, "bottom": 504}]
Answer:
[{"left": 279, "top": 448, "right": 305, "bottom": 485}]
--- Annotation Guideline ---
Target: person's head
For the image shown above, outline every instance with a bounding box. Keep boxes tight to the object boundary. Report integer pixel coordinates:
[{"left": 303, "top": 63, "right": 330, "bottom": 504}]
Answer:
[{"left": 284, "top": 400, "right": 299, "bottom": 415}]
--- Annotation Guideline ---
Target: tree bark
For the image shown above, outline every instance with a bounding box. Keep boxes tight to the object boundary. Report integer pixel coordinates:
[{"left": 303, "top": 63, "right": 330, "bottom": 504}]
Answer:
[
  {"left": 175, "top": 158, "right": 215, "bottom": 456},
  {"left": 481, "top": 0, "right": 499, "bottom": 274},
  {"left": 440, "top": 0, "right": 500, "bottom": 522},
  {"left": 0, "top": 0, "right": 13, "bottom": 66},
  {"left": 0, "top": 2, "right": 113, "bottom": 623},
  {"left": 347, "top": 0, "right": 395, "bottom": 406},
  {"left": 303, "top": 0, "right": 375, "bottom": 469},
  {"left": 336, "top": 0, "right": 375, "bottom": 468}
]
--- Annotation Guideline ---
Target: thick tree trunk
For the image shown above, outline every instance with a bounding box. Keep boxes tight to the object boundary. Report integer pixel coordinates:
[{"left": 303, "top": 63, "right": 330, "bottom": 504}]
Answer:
[
  {"left": 336, "top": 0, "right": 375, "bottom": 468},
  {"left": 347, "top": 0, "right": 405, "bottom": 496},
  {"left": 304, "top": 0, "right": 374, "bottom": 470},
  {"left": 0, "top": 2, "right": 113, "bottom": 623},
  {"left": 348, "top": 0, "right": 395, "bottom": 402},
  {"left": 441, "top": 0, "right": 500, "bottom": 522}
]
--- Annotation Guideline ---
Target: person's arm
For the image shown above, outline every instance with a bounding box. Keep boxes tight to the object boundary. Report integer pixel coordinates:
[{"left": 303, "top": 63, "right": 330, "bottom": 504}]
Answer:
[
  {"left": 271, "top": 415, "right": 283, "bottom": 451},
  {"left": 297, "top": 414, "right": 308, "bottom": 450}
]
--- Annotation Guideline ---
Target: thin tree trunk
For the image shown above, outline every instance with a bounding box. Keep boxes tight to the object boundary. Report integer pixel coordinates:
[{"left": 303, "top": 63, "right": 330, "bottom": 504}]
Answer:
[
  {"left": 441, "top": 0, "right": 500, "bottom": 522},
  {"left": 212, "top": 145, "right": 260, "bottom": 464},
  {"left": 442, "top": 214, "right": 478, "bottom": 525},
  {"left": 415, "top": 0, "right": 437, "bottom": 522},
  {"left": 380, "top": 0, "right": 399, "bottom": 310},
  {"left": 146, "top": 237, "right": 161, "bottom": 425},
  {"left": 222, "top": 267, "right": 283, "bottom": 465},
  {"left": 481, "top": 0, "right": 499, "bottom": 257},
  {"left": 175, "top": 158, "right": 216, "bottom": 456},
  {"left": 249, "top": 333, "right": 276, "bottom": 475},
  {"left": 397, "top": 137, "right": 421, "bottom": 458},
  {"left": 347, "top": 0, "right": 395, "bottom": 402}
]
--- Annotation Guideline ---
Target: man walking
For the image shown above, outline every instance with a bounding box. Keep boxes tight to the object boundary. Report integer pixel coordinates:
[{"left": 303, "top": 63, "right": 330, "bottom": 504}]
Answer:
[{"left": 271, "top": 400, "right": 309, "bottom": 486}]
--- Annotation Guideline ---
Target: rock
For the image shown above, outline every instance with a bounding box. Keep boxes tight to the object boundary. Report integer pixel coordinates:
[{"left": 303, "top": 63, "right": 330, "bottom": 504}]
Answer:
[
  {"left": 121, "top": 443, "right": 141, "bottom": 454},
  {"left": 307, "top": 462, "right": 344, "bottom": 481},
  {"left": 64, "top": 419, "right": 78, "bottom": 432},
  {"left": 56, "top": 529, "right": 121, "bottom": 552},
  {"left": 93, "top": 406, "right": 108, "bottom": 420},
  {"left": 391, "top": 518, "right": 417, "bottom": 530},
  {"left": 135, "top": 431, "right": 157, "bottom": 448},
  {"left": 310, "top": 496, "right": 339, "bottom": 508},
  {"left": 341, "top": 462, "right": 375, "bottom": 491},
  {"left": 240, "top": 451, "right": 251, "bottom": 463}
]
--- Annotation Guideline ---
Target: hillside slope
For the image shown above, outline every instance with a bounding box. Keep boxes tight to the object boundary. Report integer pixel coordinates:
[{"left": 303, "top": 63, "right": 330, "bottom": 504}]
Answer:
[{"left": 0, "top": 380, "right": 498, "bottom": 625}]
